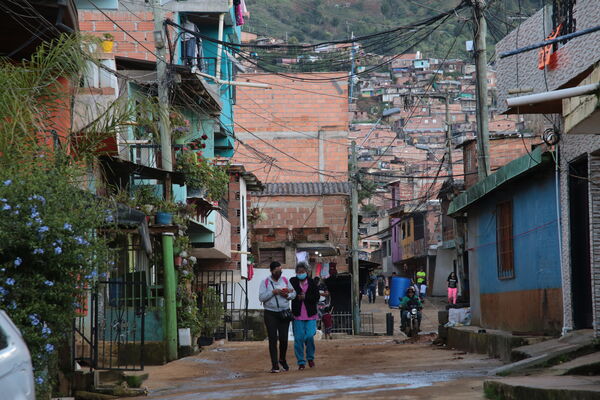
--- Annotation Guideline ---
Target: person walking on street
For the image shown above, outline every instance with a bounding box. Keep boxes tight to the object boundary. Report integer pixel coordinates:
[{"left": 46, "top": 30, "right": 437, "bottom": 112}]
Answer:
[
  {"left": 259, "top": 261, "right": 296, "bottom": 373},
  {"left": 447, "top": 272, "right": 458, "bottom": 305},
  {"left": 416, "top": 267, "right": 427, "bottom": 300},
  {"left": 290, "top": 263, "right": 320, "bottom": 370},
  {"left": 367, "top": 271, "right": 377, "bottom": 303}
]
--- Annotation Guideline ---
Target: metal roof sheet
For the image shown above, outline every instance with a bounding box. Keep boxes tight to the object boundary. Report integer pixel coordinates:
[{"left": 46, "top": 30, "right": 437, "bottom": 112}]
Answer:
[{"left": 252, "top": 182, "right": 351, "bottom": 196}]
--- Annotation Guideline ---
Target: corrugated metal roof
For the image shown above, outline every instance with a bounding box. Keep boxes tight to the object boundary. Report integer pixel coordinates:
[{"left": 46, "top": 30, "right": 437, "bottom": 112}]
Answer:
[{"left": 252, "top": 182, "right": 351, "bottom": 196}]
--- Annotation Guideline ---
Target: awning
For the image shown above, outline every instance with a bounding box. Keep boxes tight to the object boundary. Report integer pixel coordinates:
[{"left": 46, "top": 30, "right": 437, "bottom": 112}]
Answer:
[
  {"left": 296, "top": 242, "right": 339, "bottom": 257},
  {"left": 100, "top": 155, "right": 186, "bottom": 186}
]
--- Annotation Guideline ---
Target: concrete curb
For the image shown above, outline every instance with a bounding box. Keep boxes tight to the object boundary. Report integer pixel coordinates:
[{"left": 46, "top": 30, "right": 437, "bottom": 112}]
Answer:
[{"left": 484, "top": 380, "right": 600, "bottom": 400}]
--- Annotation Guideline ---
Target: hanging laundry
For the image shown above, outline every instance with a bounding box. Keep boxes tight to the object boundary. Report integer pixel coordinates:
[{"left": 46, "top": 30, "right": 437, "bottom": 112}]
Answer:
[
  {"left": 315, "top": 262, "right": 322, "bottom": 277},
  {"left": 247, "top": 263, "right": 254, "bottom": 280},
  {"left": 235, "top": 3, "right": 245, "bottom": 26},
  {"left": 241, "top": 0, "right": 250, "bottom": 18},
  {"left": 329, "top": 262, "right": 338, "bottom": 278},
  {"left": 183, "top": 20, "right": 201, "bottom": 69},
  {"left": 296, "top": 251, "right": 309, "bottom": 264},
  {"left": 321, "top": 262, "right": 330, "bottom": 279}
]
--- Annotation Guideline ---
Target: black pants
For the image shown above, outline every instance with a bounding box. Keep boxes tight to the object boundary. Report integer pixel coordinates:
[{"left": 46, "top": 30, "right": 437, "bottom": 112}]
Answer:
[{"left": 264, "top": 310, "right": 290, "bottom": 369}]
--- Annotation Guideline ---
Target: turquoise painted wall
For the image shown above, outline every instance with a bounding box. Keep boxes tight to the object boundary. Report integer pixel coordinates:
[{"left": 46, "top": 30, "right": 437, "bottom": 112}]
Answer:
[
  {"left": 101, "top": 307, "right": 164, "bottom": 342},
  {"left": 467, "top": 168, "right": 561, "bottom": 295}
]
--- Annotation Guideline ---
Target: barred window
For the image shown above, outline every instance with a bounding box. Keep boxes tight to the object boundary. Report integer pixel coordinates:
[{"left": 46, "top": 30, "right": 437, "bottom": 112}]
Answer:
[{"left": 496, "top": 201, "right": 515, "bottom": 280}]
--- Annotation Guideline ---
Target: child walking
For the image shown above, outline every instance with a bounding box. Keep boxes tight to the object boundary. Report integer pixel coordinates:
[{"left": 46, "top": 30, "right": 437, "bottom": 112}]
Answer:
[{"left": 383, "top": 286, "right": 390, "bottom": 304}]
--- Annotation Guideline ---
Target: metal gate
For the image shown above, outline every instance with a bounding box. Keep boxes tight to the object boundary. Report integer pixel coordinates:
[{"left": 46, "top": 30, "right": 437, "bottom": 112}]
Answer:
[
  {"left": 73, "top": 280, "right": 146, "bottom": 371},
  {"left": 196, "top": 270, "right": 235, "bottom": 339},
  {"left": 329, "top": 312, "right": 375, "bottom": 335}
]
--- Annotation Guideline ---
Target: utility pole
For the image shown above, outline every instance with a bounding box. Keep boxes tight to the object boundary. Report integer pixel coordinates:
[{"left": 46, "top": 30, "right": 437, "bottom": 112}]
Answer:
[
  {"left": 154, "top": 0, "right": 172, "bottom": 174},
  {"left": 471, "top": 0, "right": 490, "bottom": 179},
  {"left": 351, "top": 141, "right": 360, "bottom": 335},
  {"left": 349, "top": 32, "right": 356, "bottom": 103},
  {"left": 444, "top": 93, "right": 453, "bottom": 176},
  {"left": 153, "top": 0, "right": 176, "bottom": 362}
]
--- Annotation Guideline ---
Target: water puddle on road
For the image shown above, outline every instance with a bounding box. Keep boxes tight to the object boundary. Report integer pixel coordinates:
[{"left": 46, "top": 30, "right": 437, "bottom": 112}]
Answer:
[{"left": 152, "top": 369, "right": 488, "bottom": 400}]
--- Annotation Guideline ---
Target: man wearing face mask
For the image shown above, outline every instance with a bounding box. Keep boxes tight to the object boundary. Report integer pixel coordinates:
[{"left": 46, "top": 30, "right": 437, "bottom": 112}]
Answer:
[
  {"left": 289, "top": 262, "right": 320, "bottom": 370},
  {"left": 259, "top": 261, "right": 296, "bottom": 373}
]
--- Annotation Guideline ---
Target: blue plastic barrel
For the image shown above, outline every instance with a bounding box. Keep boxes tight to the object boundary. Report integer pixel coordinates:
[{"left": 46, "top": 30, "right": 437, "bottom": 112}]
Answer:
[{"left": 389, "top": 276, "right": 411, "bottom": 308}]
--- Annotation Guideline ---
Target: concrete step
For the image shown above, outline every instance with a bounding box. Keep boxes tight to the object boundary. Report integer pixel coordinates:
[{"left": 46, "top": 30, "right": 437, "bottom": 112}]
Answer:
[
  {"left": 484, "top": 376, "right": 600, "bottom": 400},
  {"left": 550, "top": 351, "right": 600, "bottom": 376},
  {"left": 511, "top": 329, "right": 594, "bottom": 361}
]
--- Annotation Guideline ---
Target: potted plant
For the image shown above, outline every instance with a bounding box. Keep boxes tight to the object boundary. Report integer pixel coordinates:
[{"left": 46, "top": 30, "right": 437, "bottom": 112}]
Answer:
[
  {"left": 101, "top": 33, "right": 114, "bottom": 53},
  {"left": 176, "top": 151, "right": 230, "bottom": 202},
  {"left": 197, "top": 288, "right": 224, "bottom": 346},
  {"left": 156, "top": 200, "right": 178, "bottom": 225}
]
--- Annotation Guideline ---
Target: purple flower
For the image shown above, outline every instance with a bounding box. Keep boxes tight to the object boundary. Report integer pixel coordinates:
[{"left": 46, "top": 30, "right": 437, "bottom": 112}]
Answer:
[
  {"left": 63, "top": 223, "right": 72, "bottom": 231},
  {"left": 8, "top": 301, "right": 16, "bottom": 310},
  {"left": 33, "top": 248, "right": 44, "bottom": 255},
  {"left": 0, "top": 287, "right": 7, "bottom": 297},
  {"left": 2, "top": 204, "right": 10, "bottom": 211},
  {"left": 54, "top": 247, "right": 62, "bottom": 255},
  {"left": 0, "top": 198, "right": 6, "bottom": 202},
  {"left": 5, "top": 278, "right": 15, "bottom": 286},
  {"left": 14, "top": 257, "right": 22, "bottom": 267},
  {"left": 35, "top": 377, "right": 44, "bottom": 385},
  {"left": 44, "top": 344, "right": 54, "bottom": 353},
  {"left": 74, "top": 236, "right": 89, "bottom": 246},
  {"left": 44, "top": 280, "right": 54, "bottom": 287},
  {"left": 38, "top": 226, "right": 49, "bottom": 234},
  {"left": 41, "top": 325, "right": 51, "bottom": 337},
  {"left": 3, "top": 179, "right": 11, "bottom": 185},
  {"left": 28, "top": 314, "right": 40, "bottom": 326}
]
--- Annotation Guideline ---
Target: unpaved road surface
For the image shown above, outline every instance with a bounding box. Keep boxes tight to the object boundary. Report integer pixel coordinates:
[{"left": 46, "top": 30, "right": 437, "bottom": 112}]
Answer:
[{"left": 132, "top": 336, "right": 500, "bottom": 400}]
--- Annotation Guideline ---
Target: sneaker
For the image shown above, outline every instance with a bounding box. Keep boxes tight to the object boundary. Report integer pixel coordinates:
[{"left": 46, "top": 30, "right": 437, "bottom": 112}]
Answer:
[
  {"left": 279, "top": 360, "right": 289, "bottom": 371},
  {"left": 270, "top": 368, "right": 281, "bottom": 373},
  {"left": 298, "top": 364, "right": 305, "bottom": 370},
  {"left": 308, "top": 360, "right": 315, "bottom": 368}
]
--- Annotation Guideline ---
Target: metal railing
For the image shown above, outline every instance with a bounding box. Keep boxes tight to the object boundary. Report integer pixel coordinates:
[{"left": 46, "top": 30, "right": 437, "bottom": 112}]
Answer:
[{"left": 330, "top": 312, "right": 375, "bottom": 335}]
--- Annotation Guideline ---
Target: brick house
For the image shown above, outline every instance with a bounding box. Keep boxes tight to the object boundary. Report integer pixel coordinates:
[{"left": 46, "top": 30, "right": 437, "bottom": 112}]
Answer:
[
  {"left": 495, "top": 0, "right": 600, "bottom": 336},
  {"left": 233, "top": 72, "right": 349, "bottom": 184},
  {"left": 251, "top": 182, "right": 350, "bottom": 273}
]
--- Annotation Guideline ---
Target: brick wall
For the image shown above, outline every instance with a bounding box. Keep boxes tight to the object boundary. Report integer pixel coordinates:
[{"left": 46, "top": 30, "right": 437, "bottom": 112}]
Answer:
[
  {"left": 233, "top": 73, "right": 349, "bottom": 183},
  {"left": 251, "top": 194, "right": 350, "bottom": 272},
  {"left": 462, "top": 137, "right": 541, "bottom": 189},
  {"left": 78, "top": 9, "right": 172, "bottom": 61}
]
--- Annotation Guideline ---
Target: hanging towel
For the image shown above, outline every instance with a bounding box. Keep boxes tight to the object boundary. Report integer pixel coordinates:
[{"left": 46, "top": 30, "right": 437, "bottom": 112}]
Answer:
[
  {"left": 241, "top": 0, "right": 250, "bottom": 17},
  {"left": 315, "top": 263, "right": 322, "bottom": 277},
  {"left": 321, "top": 262, "right": 330, "bottom": 279},
  {"left": 296, "top": 251, "right": 309, "bottom": 264},
  {"left": 235, "top": 3, "right": 244, "bottom": 26},
  {"left": 247, "top": 263, "right": 254, "bottom": 281}
]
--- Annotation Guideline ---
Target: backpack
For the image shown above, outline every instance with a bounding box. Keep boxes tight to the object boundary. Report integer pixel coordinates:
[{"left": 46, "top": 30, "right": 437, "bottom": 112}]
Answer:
[{"left": 265, "top": 276, "right": 288, "bottom": 288}]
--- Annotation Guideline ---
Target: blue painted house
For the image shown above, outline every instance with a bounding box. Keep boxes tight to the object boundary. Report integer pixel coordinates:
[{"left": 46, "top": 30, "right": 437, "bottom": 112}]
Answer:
[{"left": 448, "top": 147, "right": 563, "bottom": 334}]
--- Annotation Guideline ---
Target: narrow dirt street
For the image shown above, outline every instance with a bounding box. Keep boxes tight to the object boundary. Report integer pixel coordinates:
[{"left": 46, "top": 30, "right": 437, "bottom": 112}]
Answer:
[{"left": 131, "top": 297, "right": 500, "bottom": 400}]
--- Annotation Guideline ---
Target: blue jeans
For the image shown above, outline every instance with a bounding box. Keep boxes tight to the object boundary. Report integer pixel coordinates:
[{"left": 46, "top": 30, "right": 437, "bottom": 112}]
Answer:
[{"left": 293, "top": 319, "right": 316, "bottom": 365}]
